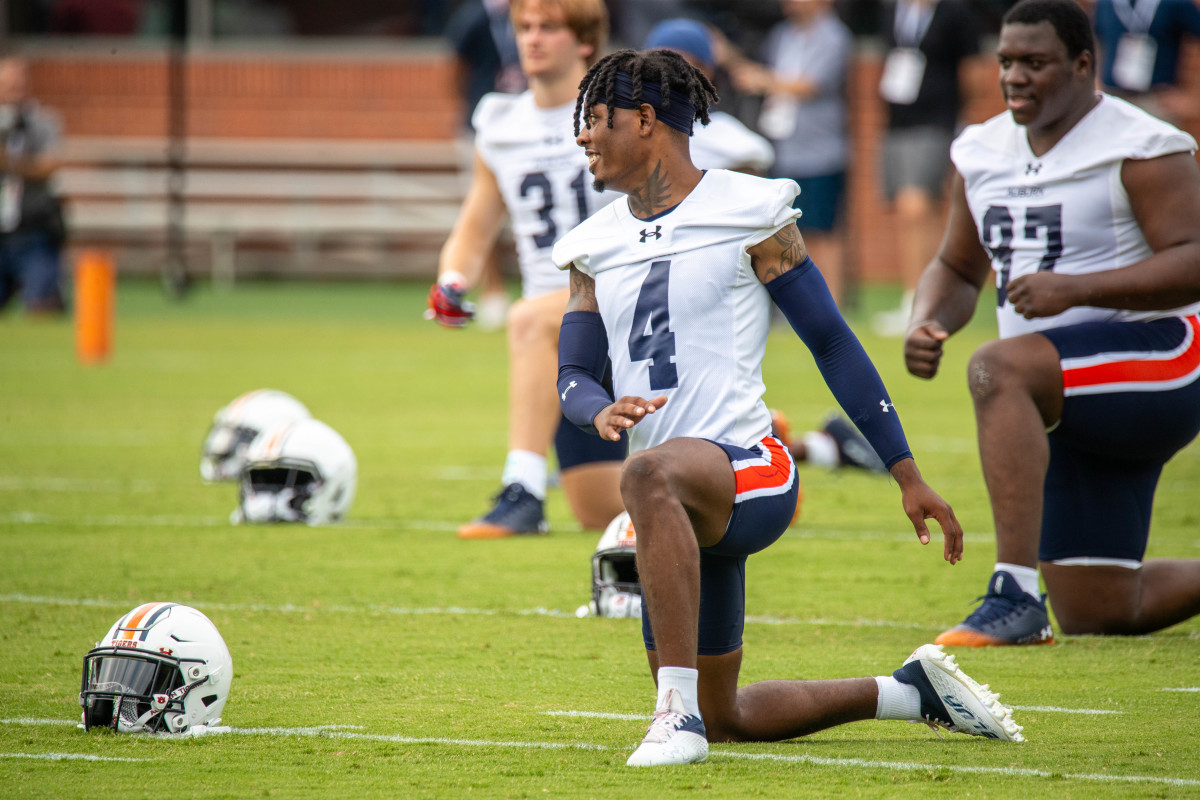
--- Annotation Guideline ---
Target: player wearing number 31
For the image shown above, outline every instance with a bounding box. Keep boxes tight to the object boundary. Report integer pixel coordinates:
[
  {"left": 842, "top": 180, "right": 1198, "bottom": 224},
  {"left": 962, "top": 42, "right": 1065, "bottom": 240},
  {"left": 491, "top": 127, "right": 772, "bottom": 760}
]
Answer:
[
  {"left": 428, "top": 0, "right": 627, "bottom": 538},
  {"left": 553, "top": 49, "right": 1023, "bottom": 767},
  {"left": 904, "top": 0, "right": 1200, "bottom": 646}
]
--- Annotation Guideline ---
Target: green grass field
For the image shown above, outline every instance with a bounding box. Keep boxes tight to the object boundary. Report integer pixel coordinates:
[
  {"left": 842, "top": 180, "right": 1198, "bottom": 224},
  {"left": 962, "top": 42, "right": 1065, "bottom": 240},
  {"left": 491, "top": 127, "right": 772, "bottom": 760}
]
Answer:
[{"left": 2, "top": 279, "right": 1198, "bottom": 798}]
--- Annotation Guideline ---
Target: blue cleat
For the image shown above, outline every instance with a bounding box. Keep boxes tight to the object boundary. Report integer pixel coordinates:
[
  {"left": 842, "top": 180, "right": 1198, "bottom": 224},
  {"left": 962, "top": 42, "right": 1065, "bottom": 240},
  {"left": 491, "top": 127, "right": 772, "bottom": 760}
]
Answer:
[
  {"left": 936, "top": 571, "right": 1055, "bottom": 647},
  {"left": 894, "top": 644, "right": 1025, "bottom": 742},
  {"left": 457, "top": 483, "right": 548, "bottom": 539},
  {"left": 626, "top": 689, "right": 709, "bottom": 767}
]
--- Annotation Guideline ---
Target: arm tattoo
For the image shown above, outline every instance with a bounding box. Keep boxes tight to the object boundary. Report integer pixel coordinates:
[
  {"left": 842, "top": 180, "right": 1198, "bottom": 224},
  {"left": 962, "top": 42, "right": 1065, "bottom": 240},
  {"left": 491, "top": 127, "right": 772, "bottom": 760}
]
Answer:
[
  {"left": 628, "top": 160, "right": 673, "bottom": 218},
  {"left": 566, "top": 266, "right": 599, "bottom": 312},
  {"left": 753, "top": 222, "right": 808, "bottom": 283}
]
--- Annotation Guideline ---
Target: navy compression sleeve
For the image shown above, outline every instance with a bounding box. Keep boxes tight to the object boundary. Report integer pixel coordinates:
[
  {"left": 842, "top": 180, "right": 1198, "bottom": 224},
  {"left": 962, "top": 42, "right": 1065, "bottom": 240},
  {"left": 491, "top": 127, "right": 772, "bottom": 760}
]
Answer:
[
  {"left": 557, "top": 310, "right": 614, "bottom": 434},
  {"left": 765, "top": 258, "right": 913, "bottom": 468}
]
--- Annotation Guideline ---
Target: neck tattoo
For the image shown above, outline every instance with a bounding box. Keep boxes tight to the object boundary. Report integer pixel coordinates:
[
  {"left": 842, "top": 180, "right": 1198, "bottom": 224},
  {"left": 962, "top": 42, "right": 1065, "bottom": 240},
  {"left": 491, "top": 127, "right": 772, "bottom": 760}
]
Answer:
[{"left": 629, "top": 160, "right": 673, "bottom": 218}]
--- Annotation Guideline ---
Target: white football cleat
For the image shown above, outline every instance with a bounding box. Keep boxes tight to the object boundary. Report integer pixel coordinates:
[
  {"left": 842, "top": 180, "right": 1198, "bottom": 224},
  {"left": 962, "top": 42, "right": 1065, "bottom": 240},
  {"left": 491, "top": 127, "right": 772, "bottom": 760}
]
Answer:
[
  {"left": 893, "top": 643, "right": 1025, "bottom": 742},
  {"left": 626, "top": 688, "right": 709, "bottom": 767}
]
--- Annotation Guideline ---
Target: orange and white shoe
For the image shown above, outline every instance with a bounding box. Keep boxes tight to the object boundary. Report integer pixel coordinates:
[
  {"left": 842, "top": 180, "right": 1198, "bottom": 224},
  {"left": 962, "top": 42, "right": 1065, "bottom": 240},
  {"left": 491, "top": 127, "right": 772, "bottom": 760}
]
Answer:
[
  {"left": 935, "top": 572, "right": 1055, "bottom": 647},
  {"left": 457, "top": 483, "right": 549, "bottom": 539}
]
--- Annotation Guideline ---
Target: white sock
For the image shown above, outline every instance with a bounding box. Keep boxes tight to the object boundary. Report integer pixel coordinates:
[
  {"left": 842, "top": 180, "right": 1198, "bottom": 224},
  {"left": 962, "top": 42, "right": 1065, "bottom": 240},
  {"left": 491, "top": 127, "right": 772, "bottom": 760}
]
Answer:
[
  {"left": 994, "top": 562, "right": 1041, "bottom": 599},
  {"left": 802, "top": 431, "right": 840, "bottom": 469},
  {"left": 501, "top": 450, "right": 547, "bottom": 500},
  {"left": 874, "top": 675, "right": 921, "bottom": 721},
  {"left": 656, "top": 666, "right": 700, "bottom": 717}
]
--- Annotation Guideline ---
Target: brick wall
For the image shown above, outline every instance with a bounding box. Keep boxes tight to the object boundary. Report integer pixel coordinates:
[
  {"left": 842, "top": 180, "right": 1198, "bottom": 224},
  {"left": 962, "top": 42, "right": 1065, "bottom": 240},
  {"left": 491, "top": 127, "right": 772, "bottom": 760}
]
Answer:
[{"left": 30, "top": 52, "right": 461, "bottom": 140}]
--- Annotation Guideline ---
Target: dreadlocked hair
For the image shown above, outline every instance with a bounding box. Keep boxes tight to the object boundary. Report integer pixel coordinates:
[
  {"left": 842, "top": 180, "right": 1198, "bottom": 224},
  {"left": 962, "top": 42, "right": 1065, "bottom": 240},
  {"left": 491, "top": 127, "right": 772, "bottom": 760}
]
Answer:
[{"left": 573, "top": 48, "right": 719, "bottom": 136}]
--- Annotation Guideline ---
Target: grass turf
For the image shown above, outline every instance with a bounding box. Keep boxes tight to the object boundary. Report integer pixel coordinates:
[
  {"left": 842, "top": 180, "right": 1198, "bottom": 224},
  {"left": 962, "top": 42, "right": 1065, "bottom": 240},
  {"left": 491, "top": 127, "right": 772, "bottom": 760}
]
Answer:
[{"left": 0, "top": 279, "right": 1197, "bottom": 798}]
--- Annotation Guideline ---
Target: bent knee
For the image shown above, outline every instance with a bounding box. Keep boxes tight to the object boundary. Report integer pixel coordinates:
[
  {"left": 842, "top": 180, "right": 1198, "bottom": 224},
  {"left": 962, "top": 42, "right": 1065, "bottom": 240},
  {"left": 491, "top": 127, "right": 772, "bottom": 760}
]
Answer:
[
  {"left": 619, "top": 450, "right": 676, "bottom": 505},
  {"left": 967, "top": 340, "right": 1015, "bottom": 402},
  {"left": 506, "top": 297, "right": 561, "bottom": 346}
]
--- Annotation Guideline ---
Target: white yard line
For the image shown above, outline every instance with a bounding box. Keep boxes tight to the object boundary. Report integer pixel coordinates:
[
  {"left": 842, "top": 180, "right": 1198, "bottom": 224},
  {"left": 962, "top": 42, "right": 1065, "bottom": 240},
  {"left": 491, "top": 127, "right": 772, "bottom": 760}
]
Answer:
[
  {"left": 0, "top": 477, "right": 162, "bottom": 493},
  {"left": 0, "top": 510, "right": 1014, "bottom": 544},
  {"left": 546, "top": 705, "right": 1125, "bottom": 719},
  {"left": 1007, "top": 705, "right": 1122, "bottom": 715},
  {"left": 0, "top": 593, "right": 934, "bottom": 630},
  {"left": 0, "top": 752, "right": 149, "bottom": 762},
  {"left": 2, "top": 718, "right": 1196, "bottom": 787}
]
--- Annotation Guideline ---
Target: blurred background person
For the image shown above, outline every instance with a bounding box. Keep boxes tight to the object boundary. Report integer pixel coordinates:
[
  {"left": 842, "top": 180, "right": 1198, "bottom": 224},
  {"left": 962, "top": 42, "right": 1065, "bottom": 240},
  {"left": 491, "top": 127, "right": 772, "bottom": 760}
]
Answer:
[
  {"left": 429, "top": 0, "right": 627, "bottom": 539},
  {"left": 643, "top": 18, "right": 775, "bottom": 175},
  {"left": 1093, "top": 0, "right": 1200, "bottom": 125},
  {"left": 446, "top": 0, "right": 527, "bottom": 124},
  {"left": 732, "top": 0, "right": 853, "bottom": 306},
  {"left": 444, "top": 0, "right": 528, "bottom": 329},
  {"left": 608, "top": 0, "right": 693, "bottom": 48},
  {"left": 871, "top": 0, "right": 987, "bottom": 336},
  {"left": 0, "top": 53, "right": 66, "bottom": 315}
]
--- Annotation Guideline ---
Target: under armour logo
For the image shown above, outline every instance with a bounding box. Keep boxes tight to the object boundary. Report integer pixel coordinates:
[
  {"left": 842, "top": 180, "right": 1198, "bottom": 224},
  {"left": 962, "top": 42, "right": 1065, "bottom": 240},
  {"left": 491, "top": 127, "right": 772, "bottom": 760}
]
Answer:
[
  {"left": 880, "top": 400, "right": 893, "bottom": 413},
  {"left": 561, "top": 380, "right": 577, "bottom": 401},
  {"left": 639, "top": 226, "right": 662, "bottom": 242},
  {"left": 1025, "top": 161, "right": 1043, "bottom": 175}
]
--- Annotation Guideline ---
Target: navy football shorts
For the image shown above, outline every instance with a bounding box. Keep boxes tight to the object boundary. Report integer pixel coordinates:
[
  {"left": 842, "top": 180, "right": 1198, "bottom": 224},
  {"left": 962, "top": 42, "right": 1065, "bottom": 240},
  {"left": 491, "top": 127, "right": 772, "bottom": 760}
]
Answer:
[
  {"left": 641, "top": 435, "right": 800, "bottom": 656},
  {"left": 554, "top": 413, "right": 626, "bottom": 470},
  {"left": 1038, "top": 314, "right": 1200, "bottom": 565}
]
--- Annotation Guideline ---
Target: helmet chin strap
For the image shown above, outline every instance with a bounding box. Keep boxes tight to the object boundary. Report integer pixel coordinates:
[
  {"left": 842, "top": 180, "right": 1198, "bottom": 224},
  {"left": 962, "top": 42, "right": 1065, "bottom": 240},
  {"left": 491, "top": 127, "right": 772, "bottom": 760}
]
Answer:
[
  {"left": 242, "top": 488, "right": 304, "bottom": 522},
  {"left": 118, "top": 675, "right": 210, "bottom": 733}
]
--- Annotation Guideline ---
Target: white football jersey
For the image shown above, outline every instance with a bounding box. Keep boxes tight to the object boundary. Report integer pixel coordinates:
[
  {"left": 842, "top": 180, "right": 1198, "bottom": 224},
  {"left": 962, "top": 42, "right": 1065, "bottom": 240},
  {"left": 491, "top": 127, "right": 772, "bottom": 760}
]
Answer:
[
  {"left": 553, "top": 170, "right": 801, "bottom": 453},
  {"left": 952, "top": 94, "right": 1200, "bottom": 338},
  {"left": 473, "top": 91, "right": 621, "bottom": 298},
  {"left": 690, "top": 111, "right": 775, "bottom": 174}
]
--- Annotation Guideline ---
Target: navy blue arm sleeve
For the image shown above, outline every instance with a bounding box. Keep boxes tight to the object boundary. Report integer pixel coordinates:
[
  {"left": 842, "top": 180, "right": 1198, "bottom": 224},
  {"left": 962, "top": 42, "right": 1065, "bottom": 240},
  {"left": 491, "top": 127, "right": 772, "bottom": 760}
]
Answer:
[
  {"left": 557, "top": 310, "right": 614, "bottom": 434},
  {"left": 765, "top": 258, "right": 913, "bottom": 468}
]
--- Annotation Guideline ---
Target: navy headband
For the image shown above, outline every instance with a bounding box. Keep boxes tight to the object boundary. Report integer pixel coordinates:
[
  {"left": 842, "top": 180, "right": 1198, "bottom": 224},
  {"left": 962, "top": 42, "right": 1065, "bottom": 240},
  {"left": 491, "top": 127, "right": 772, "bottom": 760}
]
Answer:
[{"left": 609, "top": 71, "right": 696, "bottom": 135}]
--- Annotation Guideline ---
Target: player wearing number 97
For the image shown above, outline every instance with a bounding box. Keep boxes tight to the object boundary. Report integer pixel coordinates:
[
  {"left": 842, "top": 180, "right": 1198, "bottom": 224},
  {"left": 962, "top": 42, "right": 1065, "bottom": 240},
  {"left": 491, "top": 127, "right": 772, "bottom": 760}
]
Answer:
[
  {"left": 904, "top": 0, "right": 1200, "bottom": 646},
  {"left": 553, "top": 49, "right": 1003, "bottom": 768},
  {"left": 430, "top": 0, "right": 627, "bottom": 539}
]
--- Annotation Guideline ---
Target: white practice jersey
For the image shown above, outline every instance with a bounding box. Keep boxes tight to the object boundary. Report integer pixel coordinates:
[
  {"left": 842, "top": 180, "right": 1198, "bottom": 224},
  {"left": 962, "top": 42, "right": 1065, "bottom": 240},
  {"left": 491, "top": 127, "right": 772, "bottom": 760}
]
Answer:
[
  {"left": 952, "top": 94, "right": 1200, "bottom": 339},
  {"left": 553, "top": 169, "right": 800, "bottom": 453},
  {"left": 690, "top": 111, "right": 775, "bottom": 174},
  {"left": 473, "top": 91, "right": 621, "bottom": 298}
]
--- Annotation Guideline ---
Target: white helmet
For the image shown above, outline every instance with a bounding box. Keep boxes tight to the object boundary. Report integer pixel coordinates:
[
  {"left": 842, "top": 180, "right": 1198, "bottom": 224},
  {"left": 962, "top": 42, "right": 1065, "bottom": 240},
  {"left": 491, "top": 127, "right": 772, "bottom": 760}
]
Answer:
[
  {"left": 233, "top": 418, "right": 357, "bottom": 525},
  {"left": 200, "top": 389, "right": 311, "bottom": 482},
  {"left": 80, "top": 603, "right": 233, "bottom": 735},
  {"left": 589, "top": 511, "right": 642, "bottom": 618}
]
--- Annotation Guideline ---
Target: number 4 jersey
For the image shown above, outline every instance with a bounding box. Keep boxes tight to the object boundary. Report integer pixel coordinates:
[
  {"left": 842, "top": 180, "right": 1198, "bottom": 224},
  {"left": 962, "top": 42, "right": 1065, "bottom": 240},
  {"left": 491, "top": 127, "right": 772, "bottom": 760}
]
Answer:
[
  {"left": 553, "top": 169, "right": 801, "bottom": 453},
  {"left": 473, "top": 91, "right": 621, "bottom": 298},
  {"left": 952, "top": 93, "right": 1200, "bottom": 339}
]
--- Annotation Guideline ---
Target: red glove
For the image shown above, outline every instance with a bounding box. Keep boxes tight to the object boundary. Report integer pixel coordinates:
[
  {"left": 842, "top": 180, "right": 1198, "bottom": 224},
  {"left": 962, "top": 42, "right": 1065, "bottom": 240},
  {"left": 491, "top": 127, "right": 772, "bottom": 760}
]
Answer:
[{"left": 424, "top": 277, "right": 475, "bottom": 329}]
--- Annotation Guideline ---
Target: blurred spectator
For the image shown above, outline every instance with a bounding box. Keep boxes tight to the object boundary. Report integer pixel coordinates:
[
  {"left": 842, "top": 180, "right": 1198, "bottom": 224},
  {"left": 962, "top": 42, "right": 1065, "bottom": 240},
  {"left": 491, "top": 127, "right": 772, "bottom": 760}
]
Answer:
[
  {"left": 446, "top": 0, "right": 526, "bottom": 129},
  {"left": 1093, "top": 0, "right": 1200, "bottom": 124},
  {"left": 608, "top": 0, "right": 692, "bottom": 47},
  {"left": 872, "top": 0, "right": 986, "bottom": 337},
  {"left": 643, "top": 18, "right": 775, "bottom": 174},
  {"left": 0, "top": 55, "right": 66, "bottom": 315},
  {"left": 732, "top": 0, "right": 853, "bottom": 305}
]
